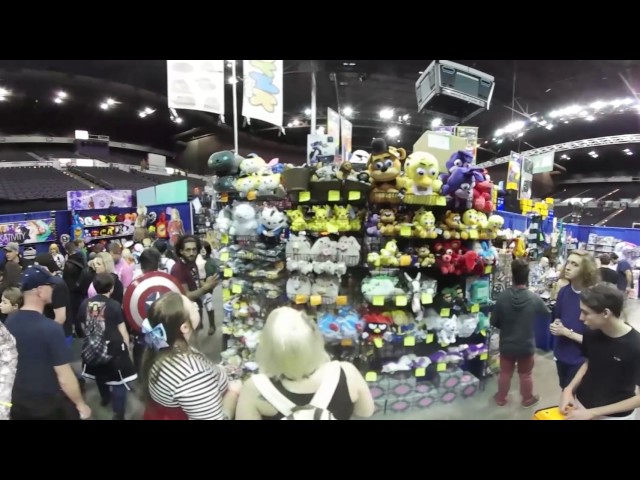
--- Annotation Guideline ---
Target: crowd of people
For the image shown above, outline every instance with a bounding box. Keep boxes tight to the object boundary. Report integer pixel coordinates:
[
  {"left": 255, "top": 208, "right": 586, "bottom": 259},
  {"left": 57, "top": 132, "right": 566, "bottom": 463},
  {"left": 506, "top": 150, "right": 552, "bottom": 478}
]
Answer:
[
  {"left": 1, "top": 232, "right": 639, "bottom": 420},
  {"left": 492, "top": 249, "right": 640, "bottom": 420}
]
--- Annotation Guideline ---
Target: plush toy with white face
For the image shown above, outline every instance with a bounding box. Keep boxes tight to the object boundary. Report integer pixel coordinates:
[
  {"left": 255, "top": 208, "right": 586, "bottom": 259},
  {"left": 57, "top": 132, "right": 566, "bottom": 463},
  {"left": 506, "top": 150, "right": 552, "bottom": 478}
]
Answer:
[{"left": 350, "top": 150, "right": 370, "bottom": 167}]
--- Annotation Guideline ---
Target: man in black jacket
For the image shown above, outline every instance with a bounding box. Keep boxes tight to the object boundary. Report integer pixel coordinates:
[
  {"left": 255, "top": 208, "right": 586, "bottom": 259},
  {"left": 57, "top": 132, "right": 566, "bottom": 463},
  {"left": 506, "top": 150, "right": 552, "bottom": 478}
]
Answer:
[{"left": 491, "top": 259, "right": 551, "bottom": 408}]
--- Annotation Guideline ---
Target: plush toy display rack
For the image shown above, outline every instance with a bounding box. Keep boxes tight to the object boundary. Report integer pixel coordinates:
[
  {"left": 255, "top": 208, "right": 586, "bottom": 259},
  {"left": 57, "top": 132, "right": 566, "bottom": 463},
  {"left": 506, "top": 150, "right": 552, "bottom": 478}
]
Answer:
[{"left": 206, "top": 146, "right": 501, "bottom": 416}]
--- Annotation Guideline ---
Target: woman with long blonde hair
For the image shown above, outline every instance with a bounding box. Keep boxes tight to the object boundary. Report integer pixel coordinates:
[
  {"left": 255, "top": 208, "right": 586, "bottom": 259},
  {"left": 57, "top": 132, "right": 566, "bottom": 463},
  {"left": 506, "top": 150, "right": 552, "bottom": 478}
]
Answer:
[{"left": 236, "top": 307, "right": 374, "bottom": 420}]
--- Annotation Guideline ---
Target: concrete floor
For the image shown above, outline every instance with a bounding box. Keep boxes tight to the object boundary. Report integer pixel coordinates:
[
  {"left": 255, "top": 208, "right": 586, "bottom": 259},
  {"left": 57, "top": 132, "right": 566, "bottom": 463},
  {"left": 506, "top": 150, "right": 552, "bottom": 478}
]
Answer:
[{"left": 75, "top": 291, "right": 640, "bottom": 420}]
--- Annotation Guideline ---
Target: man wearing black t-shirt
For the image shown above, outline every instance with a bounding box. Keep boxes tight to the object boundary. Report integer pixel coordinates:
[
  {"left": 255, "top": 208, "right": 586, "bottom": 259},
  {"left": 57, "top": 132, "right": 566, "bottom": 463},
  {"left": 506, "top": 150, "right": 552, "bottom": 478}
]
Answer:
[
  {"left": 560, "top": 284, "right": 640, "bottom": 420},
  {"left": 35, "top": 254, "right": 73, "bottom": 344}
]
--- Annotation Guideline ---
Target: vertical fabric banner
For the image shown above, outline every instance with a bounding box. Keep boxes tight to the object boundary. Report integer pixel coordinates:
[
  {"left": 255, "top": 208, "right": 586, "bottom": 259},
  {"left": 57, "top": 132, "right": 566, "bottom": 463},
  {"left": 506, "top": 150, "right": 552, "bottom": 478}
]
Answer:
[
  {"left": 507, "top": 151, "right": 523, "bottom": 193},
  {"left": 242, "top": 60, "right": 284, "bottom": 127},
  {"left": 327, "top": 108, "right": 341, "bottom": 143},
  {"left": 520, "top": 157, "right": 534, "bottom": 200},
  {"left": 167, "top": 60, "right": 225, "bottom": 114},
  {"left": 341, "top": 117, "right": 353, "bottom": 162}
]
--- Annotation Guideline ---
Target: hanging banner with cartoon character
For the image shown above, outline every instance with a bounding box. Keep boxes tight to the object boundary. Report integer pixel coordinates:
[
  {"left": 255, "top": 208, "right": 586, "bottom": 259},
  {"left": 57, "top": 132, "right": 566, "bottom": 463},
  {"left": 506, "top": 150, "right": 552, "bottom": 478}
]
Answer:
[
  {"left": 242, "top": 60, "right": 283, "bottom": 127},
  {"left": 506, "top": 151, "right": 523, "bottom": 192},
  {"left": 327, "top": 108, "right": 340, "bottom": 146},
  {"left": 67, "top": 190, "right": 133, "bottom": 210},
  {"left": 0, "top": 218, "right": 56, "bottom": 247},
  {"left": 167, "top": 60, "right": 225, "bottom": 115},
  {"left": 307, "top": 134, "right": 337, "bottom": 166}
]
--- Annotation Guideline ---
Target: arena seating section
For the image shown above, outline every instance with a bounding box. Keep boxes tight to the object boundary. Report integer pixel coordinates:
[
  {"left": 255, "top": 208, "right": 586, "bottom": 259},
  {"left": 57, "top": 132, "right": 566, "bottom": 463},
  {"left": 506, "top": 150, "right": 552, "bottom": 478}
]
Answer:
[{"left": 0, "top": 166, "right": 88, "bottom": 200}]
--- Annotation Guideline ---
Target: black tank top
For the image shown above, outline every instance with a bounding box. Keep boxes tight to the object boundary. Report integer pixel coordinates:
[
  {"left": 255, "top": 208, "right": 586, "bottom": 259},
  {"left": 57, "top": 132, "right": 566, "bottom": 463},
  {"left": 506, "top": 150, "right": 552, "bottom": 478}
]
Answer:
[{"left": 262, "top": 367, "right": 354, "bottom": 420}]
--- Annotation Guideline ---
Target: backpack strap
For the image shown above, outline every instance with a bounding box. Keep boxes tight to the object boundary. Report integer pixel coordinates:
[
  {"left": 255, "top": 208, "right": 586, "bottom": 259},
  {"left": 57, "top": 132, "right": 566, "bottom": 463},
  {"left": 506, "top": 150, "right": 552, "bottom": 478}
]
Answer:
[
  {"left": 252, "top": 374, "right": 297, "bottom": 417},
  {"left": 309, "top": 361, "right": 342, "bottom": 410}
]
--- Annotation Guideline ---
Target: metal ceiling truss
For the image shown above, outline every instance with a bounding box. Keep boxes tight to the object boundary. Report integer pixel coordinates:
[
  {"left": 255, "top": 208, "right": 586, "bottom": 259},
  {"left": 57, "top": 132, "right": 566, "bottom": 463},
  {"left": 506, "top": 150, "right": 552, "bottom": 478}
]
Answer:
[{"left": 477, "top": 134, "right": 640, "bottom": 168}]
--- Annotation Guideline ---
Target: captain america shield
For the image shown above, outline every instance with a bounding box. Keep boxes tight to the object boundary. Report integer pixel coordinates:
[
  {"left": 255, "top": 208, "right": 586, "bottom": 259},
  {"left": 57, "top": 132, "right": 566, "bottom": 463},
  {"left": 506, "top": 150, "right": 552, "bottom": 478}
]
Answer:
[{"left": 123, "top": 271, "right": 185, "bottom": 332}]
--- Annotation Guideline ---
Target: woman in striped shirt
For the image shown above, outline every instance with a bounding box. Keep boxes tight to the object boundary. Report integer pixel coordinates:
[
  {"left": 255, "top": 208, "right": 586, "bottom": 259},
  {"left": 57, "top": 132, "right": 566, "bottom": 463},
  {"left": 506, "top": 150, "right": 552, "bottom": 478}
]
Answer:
[{"left": 141, "top": 292, "right": 240, "bottom": 420}]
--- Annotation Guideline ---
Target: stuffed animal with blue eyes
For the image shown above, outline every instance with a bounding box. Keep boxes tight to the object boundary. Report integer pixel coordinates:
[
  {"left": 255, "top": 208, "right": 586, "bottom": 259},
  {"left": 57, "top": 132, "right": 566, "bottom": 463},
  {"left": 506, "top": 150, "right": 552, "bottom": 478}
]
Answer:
[{"left": 368, "top": 138, "right": 406, "bottom": 203}]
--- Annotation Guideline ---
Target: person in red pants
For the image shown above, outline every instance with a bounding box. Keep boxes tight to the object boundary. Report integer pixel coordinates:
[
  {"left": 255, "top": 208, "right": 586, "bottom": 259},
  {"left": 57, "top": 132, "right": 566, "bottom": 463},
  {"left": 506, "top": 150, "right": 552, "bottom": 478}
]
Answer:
[{"left": 491, "top": 259, "right": 551, "bottom": 408}]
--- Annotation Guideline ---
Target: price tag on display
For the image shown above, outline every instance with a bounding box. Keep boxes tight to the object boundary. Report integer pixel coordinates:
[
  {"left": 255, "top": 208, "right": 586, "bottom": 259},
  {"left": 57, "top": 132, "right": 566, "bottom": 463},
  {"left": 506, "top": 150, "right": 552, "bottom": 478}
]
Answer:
[
  {"left": 373, "top": 338, "right": 383, "bottom": 348},
  {"left": 224, "top": 268, "right": 233, "bottom": 278},
  {"left": 327, "top": 224, "right": 339, "bottom": 234},
  {"left": 421, "top": 293, "right": 433, "bottom": 304},
  {"left": 309, "top": 295, "right": 322, "bottom": 306},
  {"left": 221, "top": 233, "right": 229, "bottom": 245},
  {"left": 485, "top": 266, "right": 493, "bottom": 274},
  {"left": 437, "top": 196, "right": 447, "bottom": 206},
  {"left": 247, "top": 191, "right": 257, "bottom": 201},
  {"left": 440, "top": 308, "right": 451, "bottom": 317},
  {"left": 336, "top": 296, "right": 348, "bottom": 306},
  {"left": 365, "top": 372, "right": 378, "bottom": 382},
  {"left": 480, "top": 352, "right": 488, "bottom": 360},
  {"left": 220, "top": 194, "right": 229, "bottom": 203},
  {"left": 373, "top": 296, "right": 385, "bottom": 306},
  {"left": 222, "top": 289, "right": 231, "bottom": 301},
  {"left": 469, "top": 230, "right": 479, "bottom": 240},
  {"left": 437, "top": 363, "right": 447, "bottom": 372},
  {"left": 471, "top": 304, "right": 480, "bottom": 313},
  {"left": 426, "top": 333, "right": 434, "bottom": 344},
  {"left": 440, "top": 342, "right": 449, "bottom": 348},
  {"left": 328, "top": 190, "right": 341, "bottom": 202},
  {"left": 404, "top": 336, "right": 416, "bottom": 347},
  {"left": 340, "top": 338, "right": 353, "bottom": 347},
  {"left": 480, "top": 329, "right": 487, "bottom": 337},
  {"left": 395, "top": 295, "right": 408, "bottom": 307},
  {"left": 298, "top": 191, "right": 311, "bottom": 202},
  {"left": 348, "top": 191, "right": 361, "bottom": 201},
  {"left": 295, "top": 294, "right": 308, "bottom": 305},
  {"left": 232, "top": 284, "right": 242, "bottom": 294},
  {"left": 415, "top": 367, "right": 426, "bottom": 378},
  {"left": 220, "top": 252, "right": 229, "bottom": 262},
  {"left": 400, "top": 226, "right": 412, "bottom": 237}
]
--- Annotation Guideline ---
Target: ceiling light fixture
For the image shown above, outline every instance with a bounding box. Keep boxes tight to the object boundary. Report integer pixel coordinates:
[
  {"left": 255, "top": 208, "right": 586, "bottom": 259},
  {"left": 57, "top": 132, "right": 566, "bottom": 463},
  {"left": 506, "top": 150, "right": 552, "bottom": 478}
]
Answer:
[
  {"left": 54, "top": 98, "right": 63, "bottom": 104},
  {"left": 431, "top": 117, "right": 443, "bottom": 128},
  {"left": 379, "top": 108, "right": 394, "bottom": 120},
  {"left": 386, "top": 127, "right": 400, "bottom": 138},
  {"left": 100, "top": 102, "right": 109, "bottom": 110},
  {"left": 342, "top": 106, "right": 353, "bottom": 117}
]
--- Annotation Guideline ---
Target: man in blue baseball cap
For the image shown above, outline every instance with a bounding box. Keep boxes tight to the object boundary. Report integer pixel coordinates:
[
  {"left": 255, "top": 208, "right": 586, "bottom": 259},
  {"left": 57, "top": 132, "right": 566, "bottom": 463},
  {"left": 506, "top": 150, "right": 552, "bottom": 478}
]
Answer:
[{"left": 5, "top": 265, "right": 91, "bottom": 420}]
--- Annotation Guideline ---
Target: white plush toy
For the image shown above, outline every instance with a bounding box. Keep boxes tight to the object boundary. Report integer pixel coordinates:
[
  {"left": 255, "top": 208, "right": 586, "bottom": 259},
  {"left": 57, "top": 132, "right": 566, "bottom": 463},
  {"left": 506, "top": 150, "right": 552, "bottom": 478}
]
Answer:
[
  {"left": 286, "top": 274, "right": 312, "bottom": 300},
  {"left": 438, "top": 316, "right": 459, "bottom": 345},
  {"left": 286, "top": 234, "right": 312, "bottom": 260},
  {"left": 311, "top": 275, "right": 340, "bottom": 301},
  {"left": 457, "top": 314, "right": 479, "bottom": 338},
  {"left": 239, "top": 154, "right": 268, "bottom": 175},
  {"left": 286, "top": 260, "right": 314, "bottom": 275},
  {"left": 258, "top": 207, "right": 287, "bottom": 237},
  {"left": 215, "top": 207, "right": 233, "bottom": 234},
  {"left": 230, "top": 203, "right": 258, "bottom": 236},
  {"left": 235, "top": 175, "right": 259, "bottom": 197},
  {"left": 257, "top": 172, "right": 282, "bottom": 196},
  {"left": 310, "top": 237, "right": 338, "bottom": 262},
  {"left": 336, "top": 236, "right": 361, "bottom": 267}
]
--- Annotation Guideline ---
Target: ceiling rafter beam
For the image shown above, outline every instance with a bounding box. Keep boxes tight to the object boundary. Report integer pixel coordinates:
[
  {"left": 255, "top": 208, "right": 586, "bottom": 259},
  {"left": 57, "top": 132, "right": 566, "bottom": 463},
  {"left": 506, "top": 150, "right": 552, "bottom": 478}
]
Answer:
[{"left": 477, "top": 134, "right": 640, "bottom": 168}]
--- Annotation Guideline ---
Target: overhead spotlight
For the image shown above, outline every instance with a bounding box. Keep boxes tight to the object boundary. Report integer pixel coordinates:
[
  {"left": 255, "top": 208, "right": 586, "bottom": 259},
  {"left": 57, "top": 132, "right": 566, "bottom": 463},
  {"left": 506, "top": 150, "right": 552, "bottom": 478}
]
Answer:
[
  {"left": 517, "top": 132, "right": 524, "bottom": 138},
  {"left": 386, "top": 127, "right": 400, "bottom": 138},
  {"left": 530, "top": 116, "right": 538, "bottom": 122},
  {"left": 57, "top": 91, "right": 67, "bottom": 99},
  {"left": 585, "top": 115, "right": 595, "bottom": 121},
  {"left": 227, "top": 76, "right": 238, "bottom": 84},
  {"left": 560, "top": 154, "right": 569, "bottom": 159},
  {"left": 539, "top": 120, "right": 548, "bottom": 126},
  {"left": 623, "top": 148, "right": 631, "bottom": 153},
  {"left": 175, "top": 117, "right": 183, "bottom": 124},
  {"left": 431, "top": 117, "right": 443, "bottom": 128},
  {"left": 545, "top": 124, "right": 554, "bottom": 130},
  {"left": 287, "top": 122, "right": 293, "bottom": 128},
  {"left": 292, "top": 119, "right": 301, "bottom": 126},
  {"left": 590, "top": 101, "right": 606, "bottom": 110},
  {"left": 139, "top": 112, "right": 147, "bottom": 118},
  {"left": 0, "top": 88, "right": 9, "bottom": 97},
  {"left": 626, "top": 151, "right": 633, "bottom": 156},
  {"left": 54, "top": 97, "right": 63, "bottom": 104},
  {"left": 106, "top": 98, "right": 116, "bottom": 105},
  {"left": 100, "top": 102, "right": 109, "bottom": 110},
  {"left": 304, "top": 108, "right": 312, "bottom": 115},
  {"left": 379, "top": 108, "right": 394, "bottom": 120},
  {"left": 144, "top": 107, "right": 154, "bottom": 114},
  {"left": 342, "top": 106, "right": 353, "bottom": 117}
]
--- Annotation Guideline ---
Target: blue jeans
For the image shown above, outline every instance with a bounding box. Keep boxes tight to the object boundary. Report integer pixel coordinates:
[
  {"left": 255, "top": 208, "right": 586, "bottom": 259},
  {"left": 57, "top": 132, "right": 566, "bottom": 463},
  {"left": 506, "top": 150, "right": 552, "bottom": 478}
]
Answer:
[{"left": 556, "top": 361, "right": 583, "bottom": 389}]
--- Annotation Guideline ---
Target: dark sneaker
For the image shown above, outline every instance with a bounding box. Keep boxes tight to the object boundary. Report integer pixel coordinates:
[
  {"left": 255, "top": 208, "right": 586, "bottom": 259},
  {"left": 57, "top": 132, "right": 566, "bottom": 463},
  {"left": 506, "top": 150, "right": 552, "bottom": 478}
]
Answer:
[
  {"left": 493, "top": 394, "right": 507, "bottom": 407},
  {"left": 521, "top": 395, "right": 540, "bottom": 408}
]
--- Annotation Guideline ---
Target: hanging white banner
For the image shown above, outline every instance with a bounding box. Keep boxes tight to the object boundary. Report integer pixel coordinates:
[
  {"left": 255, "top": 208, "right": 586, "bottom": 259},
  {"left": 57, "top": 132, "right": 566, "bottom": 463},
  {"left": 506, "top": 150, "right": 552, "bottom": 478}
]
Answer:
[
  {"left": 167, "top": 60, "right": 225, "bottom": 115},
  {"left": 242, "top": 60, "right": 283, "bottom": 127}
]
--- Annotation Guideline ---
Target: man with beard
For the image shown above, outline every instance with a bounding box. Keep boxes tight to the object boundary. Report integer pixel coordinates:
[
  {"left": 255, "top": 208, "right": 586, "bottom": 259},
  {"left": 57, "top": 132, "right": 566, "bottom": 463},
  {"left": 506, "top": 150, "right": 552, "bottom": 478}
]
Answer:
[{"left": 170, "top": 235, "right": 218, "bottom": 332}]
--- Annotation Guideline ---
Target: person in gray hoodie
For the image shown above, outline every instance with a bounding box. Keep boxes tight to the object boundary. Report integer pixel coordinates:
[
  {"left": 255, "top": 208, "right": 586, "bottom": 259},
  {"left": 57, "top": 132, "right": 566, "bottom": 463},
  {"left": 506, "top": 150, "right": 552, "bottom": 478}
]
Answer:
[{"left": 491, "top": 258, "right": 551, "bottom": 408}]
